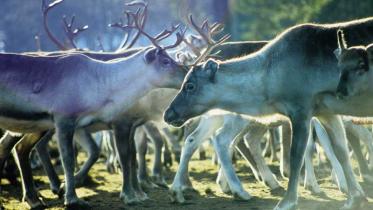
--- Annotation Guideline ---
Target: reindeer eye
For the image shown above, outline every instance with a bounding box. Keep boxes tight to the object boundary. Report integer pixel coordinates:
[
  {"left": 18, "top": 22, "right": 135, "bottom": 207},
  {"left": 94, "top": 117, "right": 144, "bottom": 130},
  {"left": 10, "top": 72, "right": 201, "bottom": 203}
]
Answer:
[
  {"left": 185, "top": 82, "right": 196, "bottom": 92},
  {"left": 161, "top": 58, "right": 171, "bottom": 66}
]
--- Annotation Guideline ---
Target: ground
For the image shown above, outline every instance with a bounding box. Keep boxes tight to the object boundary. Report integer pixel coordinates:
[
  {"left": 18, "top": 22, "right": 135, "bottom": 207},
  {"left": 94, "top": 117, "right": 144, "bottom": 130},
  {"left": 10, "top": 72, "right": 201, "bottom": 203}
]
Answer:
[{"left": 1, "top": 151, "right": 373, "bottom": 210}]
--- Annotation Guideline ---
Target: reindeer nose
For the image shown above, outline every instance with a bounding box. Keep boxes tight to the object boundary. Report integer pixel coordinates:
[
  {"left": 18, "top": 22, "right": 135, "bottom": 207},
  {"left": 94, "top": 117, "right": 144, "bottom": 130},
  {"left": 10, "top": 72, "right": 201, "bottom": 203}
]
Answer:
[{"left": 164, "top": 108, "right": 179, "bottom": 123}]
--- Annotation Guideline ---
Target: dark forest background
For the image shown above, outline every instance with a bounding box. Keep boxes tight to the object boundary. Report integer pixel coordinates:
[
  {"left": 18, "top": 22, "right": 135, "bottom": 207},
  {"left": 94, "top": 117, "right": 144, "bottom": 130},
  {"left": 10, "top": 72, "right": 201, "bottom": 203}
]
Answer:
[{"left": 0, "top": 0, "right": 372, "bottom": 52}]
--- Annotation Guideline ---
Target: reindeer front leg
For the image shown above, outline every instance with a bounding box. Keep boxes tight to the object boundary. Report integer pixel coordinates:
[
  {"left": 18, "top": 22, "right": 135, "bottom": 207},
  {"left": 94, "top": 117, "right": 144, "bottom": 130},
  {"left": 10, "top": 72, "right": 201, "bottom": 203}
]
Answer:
[
  {"left": 212, "top": 124, "right": 252, "bottom": 201},
  {"left": 55, "top": 116, "right": 90, "bottom": 209},
  {"left": 275, "top": 108, "right": 311, "bottom": 210},
  {"left": 318, "top": 115, "right": 367, "bottom": 210}
]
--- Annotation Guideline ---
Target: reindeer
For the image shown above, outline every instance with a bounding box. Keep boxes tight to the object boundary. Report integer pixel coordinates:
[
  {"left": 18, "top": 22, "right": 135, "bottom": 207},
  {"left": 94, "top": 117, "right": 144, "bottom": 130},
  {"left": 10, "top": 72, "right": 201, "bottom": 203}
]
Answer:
[
  {"left": 169, "top": 111, "right": 291, "bottom": 203},
  {"left": 335, "top": 30, "right": 373, "bottom": 98},
  {"left": 0, "top": 6, "right": 188, "bottom": 207},
  {"left": 165, "top": 17, "right": 373, "bottom": 210}
]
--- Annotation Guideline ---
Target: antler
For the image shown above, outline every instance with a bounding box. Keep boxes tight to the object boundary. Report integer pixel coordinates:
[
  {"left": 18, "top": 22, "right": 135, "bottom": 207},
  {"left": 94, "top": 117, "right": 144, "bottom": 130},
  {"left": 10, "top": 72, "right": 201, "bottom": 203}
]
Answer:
[
  {"left": 187, "top": 15, "right": 230, "bottom": 66},
  {"left": 62, "top": 15, "right": 89, "bottom": 49},
  {"left": 42, "top": 0, "right": 88, "bottom": 50},
  {"left": 117, "top": 6, "right": 185, "bottom": 50},
  {"left": 42, "top": 0, "right": 67, "bottom": 50},
  {"left": 109, "top": 1, "right": 148, "bottom": 50}
]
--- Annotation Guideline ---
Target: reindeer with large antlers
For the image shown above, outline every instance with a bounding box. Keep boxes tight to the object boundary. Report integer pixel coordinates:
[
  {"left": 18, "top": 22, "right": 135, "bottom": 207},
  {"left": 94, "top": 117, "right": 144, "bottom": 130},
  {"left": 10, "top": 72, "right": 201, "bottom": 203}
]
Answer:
[{"left": 0, "top": 3, "right": 189, "bottom": 207}]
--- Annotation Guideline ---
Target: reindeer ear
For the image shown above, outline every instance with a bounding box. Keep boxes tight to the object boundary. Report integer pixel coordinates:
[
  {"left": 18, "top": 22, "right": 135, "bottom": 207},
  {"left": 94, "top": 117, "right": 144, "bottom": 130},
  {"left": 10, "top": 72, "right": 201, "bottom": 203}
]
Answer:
[
  {"left": 144, "top": 48, "right": 157, "bottom": 64},
  {"left": 204, "top": 59, "right": 219, "bottom": 83},
  {"left": 335, "top": 29, "right": 347, "bottom": 60}
]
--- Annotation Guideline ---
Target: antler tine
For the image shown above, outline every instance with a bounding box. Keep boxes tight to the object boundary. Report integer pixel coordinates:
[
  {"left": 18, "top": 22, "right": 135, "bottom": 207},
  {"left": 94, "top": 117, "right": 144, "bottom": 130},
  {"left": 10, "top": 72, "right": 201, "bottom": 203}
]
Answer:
[
  {"left": 189, "top": 15, "right": 212, "bottom": 45},
  {"left": 126, "top": 9, "right": 162, "bottom": 48},
  {"left": 125, "top": 3, "right": 147, "bottom": 48},
  {"left": 110, "top": 1, "right": 148, "bottom": 50},
  {"left": 154, "top": 24, "right": 180, "bottom": 42},
  {"left": 126, "top": 4, "right": 148, "bottom": 49},
  {"left": 187, "top": 14, "right": 230, "bottom": 66},
  {"left": 163, "top": 26, "right": 186, "bottom": 50},
  {"left": 125, "top": 0, "right": 147, "bottom": 7},
  {"left": 210, "top": 23, "right": 225, "bottom": 36},
  {"left": 42, "top": 0, "right": 67, "bottom": 50},
  {"left": 62, "top": 15, "right": 88, "bottom": 49}
]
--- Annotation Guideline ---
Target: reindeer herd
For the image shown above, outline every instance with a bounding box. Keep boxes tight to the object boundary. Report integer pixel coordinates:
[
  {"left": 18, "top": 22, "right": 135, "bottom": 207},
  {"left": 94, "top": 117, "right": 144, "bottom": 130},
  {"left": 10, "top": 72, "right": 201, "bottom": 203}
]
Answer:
[{"left": 0, "top": 0, "right": 373, "bottom": 210}]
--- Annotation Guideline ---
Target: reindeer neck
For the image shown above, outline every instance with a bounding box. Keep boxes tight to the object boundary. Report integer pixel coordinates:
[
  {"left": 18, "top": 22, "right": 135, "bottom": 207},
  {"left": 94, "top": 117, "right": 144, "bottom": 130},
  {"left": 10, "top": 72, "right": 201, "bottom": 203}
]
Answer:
[
  {"left": 211, "top": 53, "right": 275, "bottom": 116},
  {"left": 96, "top": 50, "right": 161, "bottom": 111}
]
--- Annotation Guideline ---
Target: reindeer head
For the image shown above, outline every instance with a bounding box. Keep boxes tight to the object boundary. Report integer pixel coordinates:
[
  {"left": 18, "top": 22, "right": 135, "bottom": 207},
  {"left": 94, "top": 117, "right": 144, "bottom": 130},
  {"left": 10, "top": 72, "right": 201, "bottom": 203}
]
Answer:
[
  {"left": 112, "top": 2, "right": 189, "bottom": 89},
  {"left": 334, "top": 29, "right": 372, "bottom": 98},
  {"left": 164, "top": 59, "right": 220, "bottom": 127},
  {"left": 164, "top": 15, "right": 230, "bottom": 126},
  {"left": 143, "top": 46, "right": 188, "bottom": 88}
]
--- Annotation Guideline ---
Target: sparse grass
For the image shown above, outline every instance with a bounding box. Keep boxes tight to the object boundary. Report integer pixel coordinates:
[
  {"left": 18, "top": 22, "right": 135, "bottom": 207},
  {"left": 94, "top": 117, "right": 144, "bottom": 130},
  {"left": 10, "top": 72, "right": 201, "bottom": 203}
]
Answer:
[{"left": 2, "top": 151, "right": 373, "bottom": 210}]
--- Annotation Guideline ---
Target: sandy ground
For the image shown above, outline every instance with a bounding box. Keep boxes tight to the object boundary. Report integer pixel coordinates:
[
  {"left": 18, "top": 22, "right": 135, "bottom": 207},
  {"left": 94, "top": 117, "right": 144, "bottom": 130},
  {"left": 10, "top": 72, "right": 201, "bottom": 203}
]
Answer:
[{"left": 1, "top": 151, "right": 373, "bottom": 210}]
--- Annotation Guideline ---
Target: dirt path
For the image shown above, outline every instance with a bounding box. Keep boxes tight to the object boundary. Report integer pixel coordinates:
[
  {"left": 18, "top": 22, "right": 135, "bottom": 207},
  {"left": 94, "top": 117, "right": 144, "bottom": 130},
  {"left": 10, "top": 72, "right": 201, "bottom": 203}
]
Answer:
[{"left": 1, "top": 154, "right": 373, "bottom": 210}]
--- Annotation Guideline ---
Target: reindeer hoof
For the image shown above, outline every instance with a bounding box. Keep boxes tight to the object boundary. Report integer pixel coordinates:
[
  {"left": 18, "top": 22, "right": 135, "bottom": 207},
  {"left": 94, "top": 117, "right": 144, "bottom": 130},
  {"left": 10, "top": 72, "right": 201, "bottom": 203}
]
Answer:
[
  {"left": 169, "top": 188, "right": 186, "bottom": 203},
  {"left": 140, "top": 178, "right": 159, "bottom": 191},
  {"left": 52, "top": 184, "right": 65, "bottom": 199},
  {"left": 151, "top": 175, "right": 168, "bottom": 189},
  {"left": 340, "top": 193, "right": 367, "bottom": 210},
  {"left": 232, "top": 190, "right": 252, "bottom": 201},
  {"left": 264, "top": 178, "right": 281, "bottom": 190},
  {"left": 274, "top": 198, "right": 298, "bottom": 210},
  {"left": 135, "top": 190, "right": 149, "bottom": 202},
  {"left": 65, "top": 198, "right": 90, "bottom": 210},
  {"left": 120, "top": 191, "right": 140, "bottom": 205},
  {"left": 24, "top": 195, "right": 47, "bottom": 210}
]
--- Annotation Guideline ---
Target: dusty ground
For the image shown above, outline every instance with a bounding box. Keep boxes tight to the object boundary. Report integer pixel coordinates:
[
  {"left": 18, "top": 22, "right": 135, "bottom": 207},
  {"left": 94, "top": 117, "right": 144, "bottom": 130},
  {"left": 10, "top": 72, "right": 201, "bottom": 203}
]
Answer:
[{"left": 1, "top": 151, "right": 373, "bottom": 210}]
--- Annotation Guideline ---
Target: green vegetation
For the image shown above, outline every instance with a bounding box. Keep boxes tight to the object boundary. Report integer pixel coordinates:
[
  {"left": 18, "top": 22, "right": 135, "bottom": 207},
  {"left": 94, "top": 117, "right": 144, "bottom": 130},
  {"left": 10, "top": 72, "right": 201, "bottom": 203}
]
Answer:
[{"left": 229, "top": 0, "right": 373, "bottom": 40}]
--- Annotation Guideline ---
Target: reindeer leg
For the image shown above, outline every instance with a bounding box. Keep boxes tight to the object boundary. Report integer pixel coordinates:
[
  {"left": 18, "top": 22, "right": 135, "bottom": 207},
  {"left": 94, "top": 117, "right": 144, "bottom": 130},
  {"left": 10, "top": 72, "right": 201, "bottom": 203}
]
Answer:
[
  {"left": 0, "top": 132, "right": 22, "bottom": 187},
  {"left": 143, "top": 123, "right": 168, "bottom": 188},
  {"left": 245, "top": 126, "right": 281, "bottom": 191},
  {"left": 275, "top": 109, "right": 311, "bottom": 210},
  {"left": 129, "top": 123, "right": 148, "bottom": 202},
  {"left": 162, "top": 135, "right": 173, "bottom": 168},
  {"left": 73, "top": 129, "right": 100, "bottom": 187},
  {"left": 345, "top": 123, "right": 373, "bottom": 184},
  {"left": 303, "top": 129, "right": 322, "bottom": 195},
  {"left": 113, "top": 121, "right": 138, "bottom": 205},
  {"left": 169, "top": 131, "right": 204, "bottom": 203},
  {"left": 318, "top": 115, "right": 366, "bottom": 210},
  {"left": 269, "top": 128, "right": 279, "bottom": 162},
  {"left": 212, "top": 121, "right": 251, "bottom": 201},
  {"left": 13, "top": 133, "right": 47, "bottom": 209},
  {"left": 234, "top": 136, "right": 261, "bottom": 182},
  {"left": 135, "top": 127, "right": 158, "bottom": 191},
  {"left": 55, "top": 116, "right": 89, "bottom": 209},
  {"left": 280, "top": 121, "right": 292, "bottom": 179},
  {"left": 35, "top": 130, "right": 63, "bottom": 197}
]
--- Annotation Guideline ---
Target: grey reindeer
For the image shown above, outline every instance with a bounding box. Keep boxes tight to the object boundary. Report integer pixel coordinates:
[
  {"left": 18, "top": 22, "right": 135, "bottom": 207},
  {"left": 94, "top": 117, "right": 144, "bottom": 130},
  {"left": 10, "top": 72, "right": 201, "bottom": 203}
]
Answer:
[{"left": 165, "top": 17, "right": 373, "bottom": 210}]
